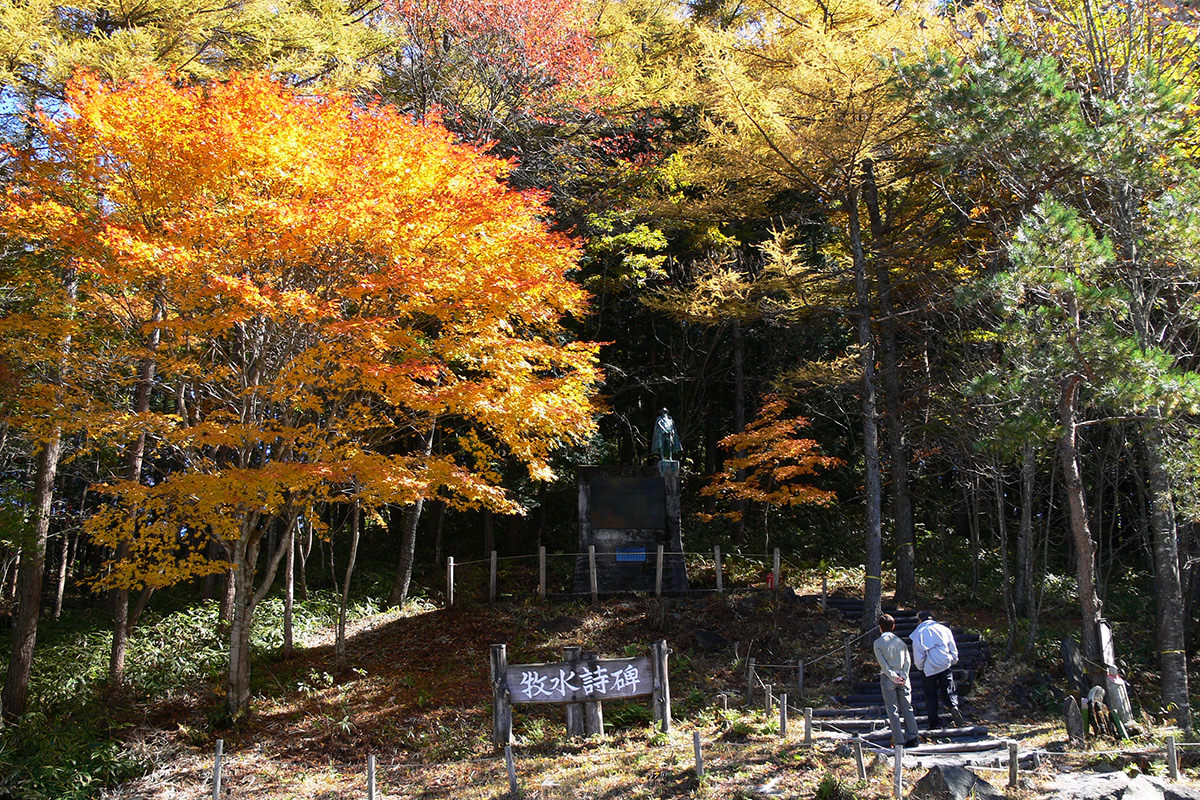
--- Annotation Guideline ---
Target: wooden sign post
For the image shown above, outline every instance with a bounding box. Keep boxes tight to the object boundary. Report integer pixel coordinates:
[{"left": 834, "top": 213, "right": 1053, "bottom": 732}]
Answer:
[{"left": 491, "top": 641, "right": 670, "bottom": 744}]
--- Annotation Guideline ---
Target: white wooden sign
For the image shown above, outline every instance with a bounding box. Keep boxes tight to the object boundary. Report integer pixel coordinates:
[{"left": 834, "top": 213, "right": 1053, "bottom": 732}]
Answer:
[{"left": 505, "top": 655, "right": 652, "bottom": 704}]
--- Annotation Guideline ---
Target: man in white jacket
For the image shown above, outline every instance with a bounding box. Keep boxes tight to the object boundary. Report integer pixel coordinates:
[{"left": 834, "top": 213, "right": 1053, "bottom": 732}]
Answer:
[{"left": 911, "top": 610, "right": 964, "bottom": 731}]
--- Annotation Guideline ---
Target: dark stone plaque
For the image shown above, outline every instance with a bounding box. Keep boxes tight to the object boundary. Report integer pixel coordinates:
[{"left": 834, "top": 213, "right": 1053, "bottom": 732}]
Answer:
[
  {"left": 575, "top": 466, "right": 688, "bottom": 594},
  {"left": 590, "top": 475, "right": 667, "bottom": 530}
]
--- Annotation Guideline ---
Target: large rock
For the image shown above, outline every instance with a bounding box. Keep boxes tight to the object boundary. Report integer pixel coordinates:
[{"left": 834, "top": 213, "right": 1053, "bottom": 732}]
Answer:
[
  {"left": 908, "top": 765, "right": 1003, "bottom": 800},
  {"left": 1124, "top": 775, "right": 1200, "bottom": 800},
  {"left": 1052, "top": 771, "right": 1130, "bottom": 800},
  {"left": 1054, "top": 771, "right": 1200, "bottom": 800}
]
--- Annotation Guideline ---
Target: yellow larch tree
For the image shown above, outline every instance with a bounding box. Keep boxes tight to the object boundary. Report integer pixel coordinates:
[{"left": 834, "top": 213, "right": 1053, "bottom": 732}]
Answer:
[{"left": 693, "top": 0, "right": 956, "bottom": 625}]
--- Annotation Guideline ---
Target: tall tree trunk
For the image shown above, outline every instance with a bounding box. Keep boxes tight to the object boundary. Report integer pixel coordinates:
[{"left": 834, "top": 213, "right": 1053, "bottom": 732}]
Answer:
[
  {"left": 1058, "top": 374, "right": 1103, "bottom": 664},
  {"left": 847, "top": 181, "right": 883, "bottom": 633},
  {"left": 863, "top": 159, "right": 914, "bottom": 604},
  {"left": 389, "top": 423, "right": 436, "bottom": 607},
  {"left": 283, "top": 519, "right": 295, "bottom": 659},
  {"left": 994, "top": 463, "right": 1019, "bottom": 657},
  {"left": 53, "top": 532, "right": 72, "bottom": 620},
  {"left": 1016, "top": 442, "right": 1035, "bottom": 617},
  {"left": 733, "top": 319, "right": 747, "bottom": 546},
  {"left": 1143, "top": 423, "right": 1191, "bottom": 732},
  {"left": 3, "top": 269, "right": 75, "bottom": 722},
  {"left": 111, "top": 293, "right": 162, "bottom": 688},
  {"left": 226, "top": 540, "right": 255, "bottom": 721},
  {"left": 219, "top": 566, "right": 236, "bottom": 624},
  {"left": 336, "top": 500, "right": 361, "bottom": 671},
  {"left": 2, "top": 430, "right": 64, "bottom": 722},
  {"left": 225, "top": 514, "right": 294, "bottom": 722}
]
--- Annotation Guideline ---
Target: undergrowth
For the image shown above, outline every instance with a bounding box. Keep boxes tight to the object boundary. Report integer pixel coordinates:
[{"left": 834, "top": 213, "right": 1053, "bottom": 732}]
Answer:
[{"left": 0, "top": 589, "right": 381, "bottom": 800}]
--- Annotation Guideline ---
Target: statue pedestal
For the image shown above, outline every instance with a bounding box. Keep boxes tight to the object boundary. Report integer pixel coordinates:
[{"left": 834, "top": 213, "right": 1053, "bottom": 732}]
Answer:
[{"left": 574, "top": 466, "right": 688, "bottom": 595}]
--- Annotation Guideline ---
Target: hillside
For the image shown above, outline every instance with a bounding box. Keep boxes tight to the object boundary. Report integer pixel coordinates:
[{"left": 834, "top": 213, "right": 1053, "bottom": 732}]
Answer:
[{"left": 90, "top": 587, "right": 1196, "bottom": 800}]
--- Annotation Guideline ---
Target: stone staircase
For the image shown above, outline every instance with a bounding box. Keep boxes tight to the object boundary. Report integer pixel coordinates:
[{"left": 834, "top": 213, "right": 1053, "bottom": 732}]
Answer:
[{"left": 814, "top": 597, "right": 1001, "bottom": 753}]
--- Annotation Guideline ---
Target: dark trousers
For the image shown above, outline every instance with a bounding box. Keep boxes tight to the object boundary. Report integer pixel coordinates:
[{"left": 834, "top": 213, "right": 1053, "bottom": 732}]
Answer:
[{"left": 921, "top": 668, "right": 959, "bottom": 729}]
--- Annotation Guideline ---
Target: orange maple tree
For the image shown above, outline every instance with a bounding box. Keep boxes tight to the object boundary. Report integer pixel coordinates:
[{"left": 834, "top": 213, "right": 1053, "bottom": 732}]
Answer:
[
  {"left": 1, "top": 71, "right": 601, "bottom": 719},
  {"left": 384, "top": 0, "right": 602, "bottom": 134},
  {"left": 699, "top": 396, "right": 841, "bottom": 545}
]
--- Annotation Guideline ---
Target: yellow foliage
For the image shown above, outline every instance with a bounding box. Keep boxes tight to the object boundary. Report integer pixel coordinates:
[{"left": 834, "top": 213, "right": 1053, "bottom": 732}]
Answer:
[{"left": 1, "top": 72, "right": 602, "bottom": 590}]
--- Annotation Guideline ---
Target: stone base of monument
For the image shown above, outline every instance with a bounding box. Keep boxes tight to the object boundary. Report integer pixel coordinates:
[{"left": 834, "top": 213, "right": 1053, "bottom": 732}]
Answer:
[{"left": 573, "top": 466, "right": 688, "bottom": 595}]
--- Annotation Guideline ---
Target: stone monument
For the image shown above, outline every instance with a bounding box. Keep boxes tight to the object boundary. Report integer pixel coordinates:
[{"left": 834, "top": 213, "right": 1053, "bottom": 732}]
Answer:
[{"left": 573, "top": 409, "right": 688, "bottom": 594}]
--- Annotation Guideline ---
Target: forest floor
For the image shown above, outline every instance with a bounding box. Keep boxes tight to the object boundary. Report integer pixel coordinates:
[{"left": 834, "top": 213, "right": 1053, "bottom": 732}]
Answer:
[{"left": 98, "top": 579, "right": 1198, "bottom": 800}]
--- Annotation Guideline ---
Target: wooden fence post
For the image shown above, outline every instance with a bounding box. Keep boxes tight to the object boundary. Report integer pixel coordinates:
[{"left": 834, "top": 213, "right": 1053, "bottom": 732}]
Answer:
[
  {"left": 746, "top": 658, "right": 756, "bottom": 706},
  {"left": 693, "top": 730, "right": 704, "bottom": 778},
  {"left": 564, "top": 646, "right": 584, "bottom": 737},
  {"left": 489, "top": 550, "right": 498, "bottom": 603},
  {"left": 655, "top": 544, "right": 664, "bottom": 597},
  {"left": 1008, "top": 740, "right": 1018, "bottom": 788},
  {"left": 446, "top": 557, "right": 455, "bottom": 608},
  {"left": 821, "top": 574, "right": 827, "bottom": 613},
  {"left": 583, "top": 650, "right": 604, "bottom": 736},
  {"left": 894, "top": 744, "right": 904, "bottom": 799},
  {"left": 780, "top": 693, "right": 788, "bottom": 737},
  {"left": 212, "top": 739, "right": 223, "bottom": 800},
  {"left": 588, "top": 545, "right": 598, "bottom": 604},
  {"left": 773, "top": 548, "right": 781, "bottom": 589},
  {"left": 504, "top": 744, "right": 519, "bottom": 794},
  {"left": 367, "top": 753, "right": 376, "bottom": 800},
  {"left": 652, "top": 639, "right": 672, "bottom": 733},
  {"left": 1167, "top": 736, "right": 1179, "bottom": 781},
  {"left": 538, "top": 545, "right": 546, "bottom": 602},
  {"left": 714, "top": 545, "right": 723, "bottom": 594},
  {"left": 804, "top": 707, "right": 813, "bottom": 746},
  {"left": 490, "top": 644, "right": 513, "bottom": 745},
  {"left": 853, "top": 736, "right": 866, "bottom": 781}
]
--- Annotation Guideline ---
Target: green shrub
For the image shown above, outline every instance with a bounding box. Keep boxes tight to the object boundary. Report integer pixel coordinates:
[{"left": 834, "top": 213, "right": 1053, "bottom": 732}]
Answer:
[
  {"left": 0, "top": 710, "right": 150, "bottom": 800},
  {"left": 814, "top": 772, "right": 860, "bottom": 800}
]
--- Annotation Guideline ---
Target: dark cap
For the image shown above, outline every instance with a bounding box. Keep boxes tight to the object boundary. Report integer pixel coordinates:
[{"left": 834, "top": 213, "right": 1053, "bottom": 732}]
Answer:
[{"left": 917, "top": 610, "right": 933, "bottom": 622}]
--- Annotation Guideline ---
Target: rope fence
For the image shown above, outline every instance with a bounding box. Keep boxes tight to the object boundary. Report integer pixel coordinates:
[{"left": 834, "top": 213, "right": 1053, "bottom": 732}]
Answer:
[
  {"left": 443, "top": 546, "right": 850, "bottom": 607},
  {"left": 206, "top": 724, "right": 1196, "bottom": 800}
]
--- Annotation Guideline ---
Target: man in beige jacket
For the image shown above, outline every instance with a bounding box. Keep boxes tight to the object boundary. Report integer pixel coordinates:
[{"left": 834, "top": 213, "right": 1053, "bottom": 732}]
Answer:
[{"left": 873, "top": 614, "right": 919, "bottom": 748}]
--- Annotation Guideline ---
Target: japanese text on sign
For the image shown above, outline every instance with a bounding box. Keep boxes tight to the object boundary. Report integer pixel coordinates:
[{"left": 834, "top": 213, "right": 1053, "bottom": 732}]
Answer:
[{"left": 505, "top": 656, "right": 652, "bottom": 704}]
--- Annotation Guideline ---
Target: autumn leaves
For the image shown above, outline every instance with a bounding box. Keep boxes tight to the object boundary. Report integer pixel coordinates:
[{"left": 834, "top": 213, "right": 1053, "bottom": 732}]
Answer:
[{"left": 0, "top": 72, "right": 601, "bottom": 717}]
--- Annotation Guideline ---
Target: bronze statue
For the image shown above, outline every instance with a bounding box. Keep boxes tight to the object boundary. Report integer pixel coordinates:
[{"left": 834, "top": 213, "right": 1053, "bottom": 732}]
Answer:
[{"left": 651, "top": 408, "right": 682, "bottom": 460}]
